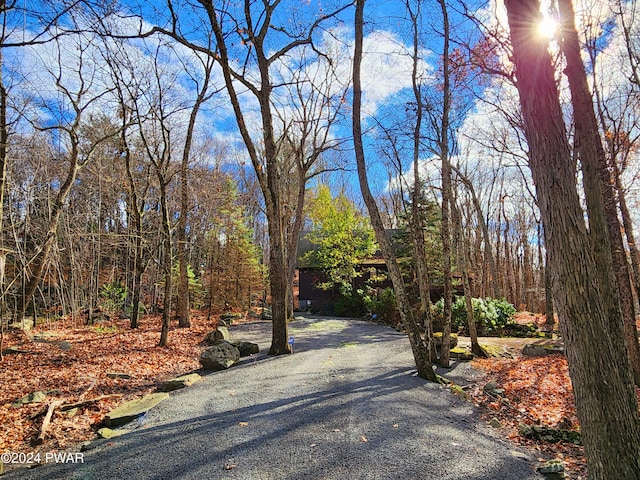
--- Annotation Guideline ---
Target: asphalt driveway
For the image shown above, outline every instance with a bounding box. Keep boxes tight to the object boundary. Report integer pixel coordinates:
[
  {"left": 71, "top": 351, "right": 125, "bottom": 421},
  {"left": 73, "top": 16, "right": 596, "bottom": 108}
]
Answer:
[{"left": 3, "top": 315, "right": 542, "bottom": 480}]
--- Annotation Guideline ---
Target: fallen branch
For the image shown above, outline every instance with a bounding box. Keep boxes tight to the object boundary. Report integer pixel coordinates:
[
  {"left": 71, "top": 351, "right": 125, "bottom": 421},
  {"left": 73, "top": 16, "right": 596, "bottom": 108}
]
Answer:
[
  {"left": 35, "top": 400, "right": 64, "bottom": 445},
  {"left": 30, "top": 393, "right": 124, "bottom": 420},
  {"left": 78, "top": 379, "right": 97, "bottom": 403},
  {"left": 59, "top": 394, "right": 123, "bottom": 411}
]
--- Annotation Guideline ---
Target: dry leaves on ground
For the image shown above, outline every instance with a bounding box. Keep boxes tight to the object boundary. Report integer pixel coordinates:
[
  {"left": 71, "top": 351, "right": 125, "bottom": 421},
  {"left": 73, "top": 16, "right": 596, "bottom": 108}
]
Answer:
[
  {"left": 471, "top": 355, "right": 586, "bottom": 478},
  {"left": 0, "top": 313, "right": 217, "bottom": 457}
]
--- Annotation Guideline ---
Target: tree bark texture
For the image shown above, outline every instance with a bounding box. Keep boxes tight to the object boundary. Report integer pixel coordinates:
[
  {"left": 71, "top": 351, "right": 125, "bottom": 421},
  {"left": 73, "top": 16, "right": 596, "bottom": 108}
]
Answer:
[
  {"left": 557, "top": 0, "right": 640, "bottom": 385},
  {"left": 452, "top": 203, "right": 486, "bottom": 357},
  {"left": 158, "top": 179, "right": 172, "bottom": 347},
  {"left": 504, "top": 1, "right": 640, "bottom": 477}
]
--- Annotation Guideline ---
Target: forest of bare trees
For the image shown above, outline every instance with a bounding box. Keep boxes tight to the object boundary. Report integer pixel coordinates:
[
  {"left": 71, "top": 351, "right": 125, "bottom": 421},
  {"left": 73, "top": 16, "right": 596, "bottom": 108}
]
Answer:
[{"left": 1, "top": 1, "right": 640, "bottom": 476}]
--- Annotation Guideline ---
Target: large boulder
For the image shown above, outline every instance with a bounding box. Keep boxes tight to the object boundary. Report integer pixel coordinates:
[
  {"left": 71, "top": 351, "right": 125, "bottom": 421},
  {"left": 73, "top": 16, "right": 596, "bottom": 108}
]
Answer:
[
  {"left": 160, "top": 373, "right": 202, "bottom": 392},
  {"left": 204, "top": 326, "right": 231, "bottom": 345},
  {"left": 12, "top": 391, "right": 47, "bottom": 408},
  {"left": 200, "top": 341, "right": 240, "bottom": 370},
  {"left": 233, "top": 341, "right": 259, "bottom": 357}
]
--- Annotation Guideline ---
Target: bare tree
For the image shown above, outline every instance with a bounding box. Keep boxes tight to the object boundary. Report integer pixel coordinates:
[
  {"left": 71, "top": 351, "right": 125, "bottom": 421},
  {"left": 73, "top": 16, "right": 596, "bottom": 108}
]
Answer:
[
  {"left": 15, "top": 28, "right": 117, "bottom": 321},
  {"left": 353, "top": 0, "right": 438, "bottom": 382},
  {"left": 148, "top": 0, "right": 350, "bottom": 354},
  {"left": 175, "top": 46, "right": 216, "bottom": 328}
]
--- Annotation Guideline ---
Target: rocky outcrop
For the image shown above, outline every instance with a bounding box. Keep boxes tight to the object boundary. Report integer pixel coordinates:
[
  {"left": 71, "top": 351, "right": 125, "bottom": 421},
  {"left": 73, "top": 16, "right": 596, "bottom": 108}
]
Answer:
[
  {"left": 97, "top": 427, "right": 127, "bottom": 439},
  {"left": 12, "top": 391, "right": 46, "bottom": 407},
  {"left": 449, "top": 346, "right": 474, "bottom": 361},
  {"left": 199, "top": 341, "right": 240, "bottom": 370},
  {"left": 220, "top": 312, "right": 244, "bottom": 325},
  {"left": 522, "top": 341, "right": 564, "bottom": 357},
  {"left": 433, "top": 332, "right": 458, "bottom": 350},
  {"left": 536, "top": 459, "right": 566, "bottom": 479},
  {"left": 483, "top": 381, "right": 505, "bottom": 397},
  {"left": 518, "top": 424, "right": 581, "bottom": 445}
]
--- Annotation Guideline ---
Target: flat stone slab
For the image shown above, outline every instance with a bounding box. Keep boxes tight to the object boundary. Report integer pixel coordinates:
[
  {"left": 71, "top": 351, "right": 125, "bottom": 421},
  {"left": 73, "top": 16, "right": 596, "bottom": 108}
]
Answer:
[
  {"left": 32, "top": 331, "right": 58, "bottom": 342},
  {"left": 2, "top": 346, "right": 31, "bottom": 355},
  {"left": 104, "top": 393, "right": 169, "bottom": 427},
  {"left": 160, "top": 373, "right": 202, "bottom": 392},
  {"left": 12, "top": 391, "right": 46, "bottom": 407},
  {"left": 97, "top": 427, "right": 127, "bottom": 439}
]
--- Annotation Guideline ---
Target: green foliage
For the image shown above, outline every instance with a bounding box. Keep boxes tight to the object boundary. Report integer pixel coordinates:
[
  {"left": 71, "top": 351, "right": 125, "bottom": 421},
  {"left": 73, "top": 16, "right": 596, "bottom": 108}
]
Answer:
[
  {"left": 172, "top": 263, "right": 205, "bottom": 306},
  {"left": 362, "top": 287, "right": 400, "bottom": 325},
  {"left": 392, "top": 194, "right": 444, "bottom": 284},
  {"left": 303, "top": 184, "right": 378, "bottom": 295},
  {"left": 92, "top": 324, "right": 118, "bottom": 334},
  {"left": 432, "top": 296, "right": 516, "bottom": 336},
  {"left": 334, "top": 294, "right": 366, "bottom": 317},
  {"left": 100, "top": 281, "right": 127, "bottom": 316},
  {"left": 204, "top": 180, "right": 266, "bottom": 309}
]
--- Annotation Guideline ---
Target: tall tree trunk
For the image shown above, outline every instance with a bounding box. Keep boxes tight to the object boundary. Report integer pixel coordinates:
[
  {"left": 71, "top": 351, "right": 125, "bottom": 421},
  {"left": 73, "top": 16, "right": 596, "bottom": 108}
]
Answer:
[
  {"left": 505, "top": 2, "right": 640, "bottom": 478},
  {"left": 267, "top": 212, "right": 290, "bottom": 355},
  {"left": 353, "top": 0, "right": 437, "bottom": 382},
  {"left": 437, "top": 0, "right": 453, "bottom": 368},
  {"left": 407, "top": 0, "right": 434, "bottom": 361},
  {"left": 175, "top": 59, "right": 212, "bottom": 328},
  {"left": 0, "top": 66, "right": 7, "bottom": 250},
  {"left": 176, "top": 171, "right": 190, "bottom": 327},
  {"left": 285, "top": 169, "right": 307, "bottom": 321},
  {"left": 123, "top": 140, "right": 145, "bottom": 330},
  {"left": 558, "top": 0, "right": 640, "bottom": 386},
  {"left": 544, "top": 247, "right": 555, "bottom": 326},
  {"left": 158, "top": 179, "right": 172, "bottom": 347},
  {"left": 452, "top": 203, "right": 486, "bottom": 357},
  {"left": 451, "top": 166, "right": 500, "bottom": 299},
  {"left": 613, "top": 160, "right": 640, "bottom": 309}
]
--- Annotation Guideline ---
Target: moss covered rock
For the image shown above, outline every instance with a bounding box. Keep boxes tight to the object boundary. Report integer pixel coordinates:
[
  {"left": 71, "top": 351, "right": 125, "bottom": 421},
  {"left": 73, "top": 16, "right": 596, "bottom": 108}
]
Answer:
[{"left": 433, "top": 332, "right": 458, "bottom": 348}]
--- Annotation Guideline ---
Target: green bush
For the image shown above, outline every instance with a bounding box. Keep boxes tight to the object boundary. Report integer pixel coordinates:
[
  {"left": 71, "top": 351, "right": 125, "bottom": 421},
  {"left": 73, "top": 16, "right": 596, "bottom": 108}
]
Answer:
[
  {"left": 362, "top": 287, "right": 400, "bottom": 326},
  {"left": 334, "top": 294, "right": 365, "bottom": 317},
  {"left": 432, "top": 296, "right": 516, "bottom": 336}
]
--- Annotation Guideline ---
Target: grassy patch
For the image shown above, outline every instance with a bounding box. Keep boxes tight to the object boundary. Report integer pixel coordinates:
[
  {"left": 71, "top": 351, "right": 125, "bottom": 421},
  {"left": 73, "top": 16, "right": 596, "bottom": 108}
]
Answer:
[
  {"left": 92, "top": 325, "right": 118, "bottom": 334},
  {"left": 308, "top": 320, "right": 346, "bottom": 331}
]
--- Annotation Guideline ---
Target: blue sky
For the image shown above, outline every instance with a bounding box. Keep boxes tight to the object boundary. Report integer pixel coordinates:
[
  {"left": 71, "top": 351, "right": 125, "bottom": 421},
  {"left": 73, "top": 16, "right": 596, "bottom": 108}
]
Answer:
[{"left": 4, "top": 0, "right": 640, "bottom": 231}]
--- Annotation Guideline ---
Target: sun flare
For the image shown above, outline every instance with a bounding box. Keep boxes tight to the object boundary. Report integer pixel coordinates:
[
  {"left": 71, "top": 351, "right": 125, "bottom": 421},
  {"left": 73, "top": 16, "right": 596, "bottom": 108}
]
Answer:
[{"left": 538, "top": 16, "right": 559, "bottom": 39}]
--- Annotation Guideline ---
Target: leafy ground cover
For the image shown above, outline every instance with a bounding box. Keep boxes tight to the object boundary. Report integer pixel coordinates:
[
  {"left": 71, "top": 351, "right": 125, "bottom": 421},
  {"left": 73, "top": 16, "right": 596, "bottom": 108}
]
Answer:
[
  {"left": 1, "top": 311, "right": 633, "bottom": 479},
  {"left": 0, "top": 313, "right": 217, "bottom": 459},
  {"left": 469, "top": 355, "right": 587, "bottom": 479}
]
